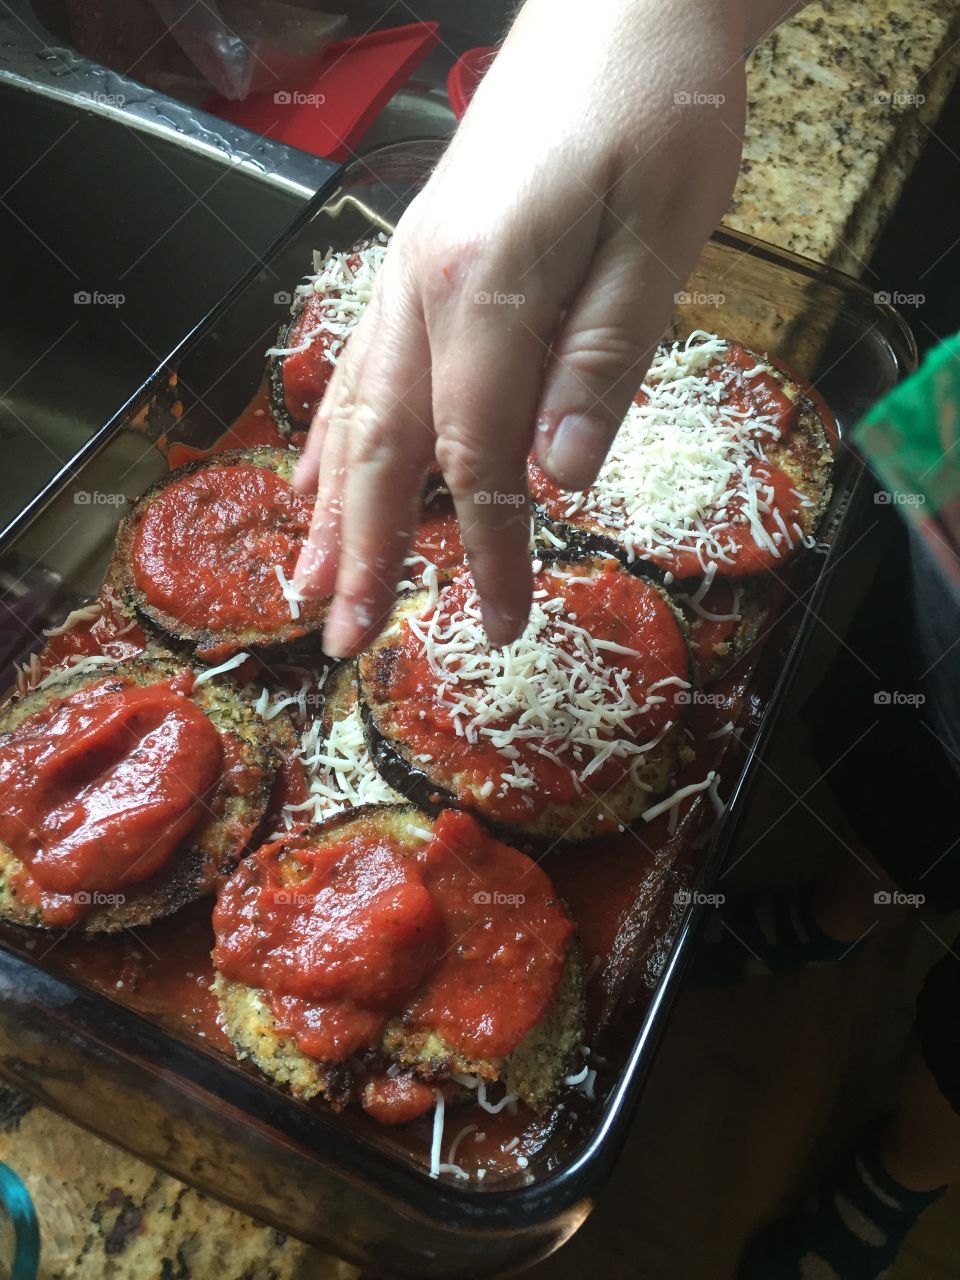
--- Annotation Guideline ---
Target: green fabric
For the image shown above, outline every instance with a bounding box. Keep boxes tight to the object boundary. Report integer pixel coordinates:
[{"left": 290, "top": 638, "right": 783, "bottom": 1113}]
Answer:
[{"left": 854, "top": 332, "right": 960, "bottom": 521}]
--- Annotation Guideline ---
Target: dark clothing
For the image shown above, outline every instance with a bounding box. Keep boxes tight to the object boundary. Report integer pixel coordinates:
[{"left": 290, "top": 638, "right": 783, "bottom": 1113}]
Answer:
[
  {"left": 808, "top": 499, "right": 960, "bottom": 1114},
  {"left": 808, "top": 518, "right": 960, "bottom": 913}
]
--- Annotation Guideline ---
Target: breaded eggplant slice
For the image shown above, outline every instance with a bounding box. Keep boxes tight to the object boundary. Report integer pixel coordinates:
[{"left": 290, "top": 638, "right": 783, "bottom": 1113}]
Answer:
[
  {"left": 357, "top": 557, "right": 693, "bottom": 845},
  {"left": 529, "top": 337, "right": 834, "bottom": 582},
  {"left": 0, "top": 653, "right": 277, "bottom": 932},
  {"left": 266, "top": 239, "right": 386, "bottom": 437},
  {"left": 111, "top": 446, "right": 327, "bottom": 661},
  {"left": 381, "top": 939, "right": 584, "bottom": 1113},
  {"left": 212, "top": 804, "right": 584, "bottom": 1112},
  {"left": 672, "top": 575, "right": 771, "bottom": 686}
]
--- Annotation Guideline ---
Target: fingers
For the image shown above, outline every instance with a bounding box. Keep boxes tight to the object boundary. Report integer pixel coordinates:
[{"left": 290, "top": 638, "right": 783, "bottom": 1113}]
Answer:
[
  {"left": 431, "top": 290, "right": 556, "bottom": 647},
  {"left": 535, "top": 230, "right": 676, "bottom": 491},
  {"left": 315, "top": 278, "right": 436, "bottom": 658}
]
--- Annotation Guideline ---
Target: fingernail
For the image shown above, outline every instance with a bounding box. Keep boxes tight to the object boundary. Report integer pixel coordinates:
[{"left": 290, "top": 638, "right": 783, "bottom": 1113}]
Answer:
[
  {"left": 541, "top": 414, "right": 610, "bottom": 490},
  {"left": 291, "top": 456, "right": 315, "bottom": 494},
  {"left": 293, "top": 543, "right": 334, "bottom": 599},
  {"left": 321, "top": 598, "right": 356, "bottom": 658},
  {"left": 481, "top": 603, "right": 524, "bottom": 649}
]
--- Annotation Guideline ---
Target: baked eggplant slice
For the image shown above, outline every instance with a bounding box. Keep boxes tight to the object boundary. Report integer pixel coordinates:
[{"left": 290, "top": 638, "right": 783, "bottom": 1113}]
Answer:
[
  {"left": 266, "top": 239, "right": 387, "bottom": 436},
  {"left": 357, "top": 556, "right": 693, "bottom": 844},
  {"left": 0, "top": 653, "right": 277, "bottom": 932},
  {"left": 212, "top": 804, "right": 584, "bottom": 1112},
  {"left": 111, "top": 446, "right": 327, "bottom": 662},
  {"left": 672, "top": 575, "right": 771, "bottom": 686},
  {"left": 529, "top": 335, "right": 834, "bottom": 582}
]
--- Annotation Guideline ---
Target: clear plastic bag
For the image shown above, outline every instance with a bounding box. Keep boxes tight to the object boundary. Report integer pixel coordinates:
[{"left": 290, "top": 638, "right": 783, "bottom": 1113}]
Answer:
[{"left": 145, "top": 0, "right": 346, "bottom": 100}]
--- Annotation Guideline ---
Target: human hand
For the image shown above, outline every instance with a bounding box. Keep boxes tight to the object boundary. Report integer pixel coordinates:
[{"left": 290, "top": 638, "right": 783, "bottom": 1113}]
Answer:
[{"left": 293, "top": 0, "right": 748, "bottom": 655}]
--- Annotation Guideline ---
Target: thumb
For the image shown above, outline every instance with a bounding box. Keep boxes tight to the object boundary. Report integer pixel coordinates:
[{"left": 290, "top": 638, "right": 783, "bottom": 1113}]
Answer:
[{"left": 534, "top": 234, "right": 678, "bottom": 491}]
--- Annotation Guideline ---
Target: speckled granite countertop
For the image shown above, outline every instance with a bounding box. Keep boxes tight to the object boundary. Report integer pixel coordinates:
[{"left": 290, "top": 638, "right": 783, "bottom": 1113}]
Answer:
[{"left": 2, "top": 2, "right": 959, "bottom": 1277}]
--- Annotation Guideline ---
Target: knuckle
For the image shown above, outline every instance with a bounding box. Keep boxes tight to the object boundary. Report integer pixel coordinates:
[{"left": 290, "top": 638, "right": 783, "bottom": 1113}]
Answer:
[
  {"left": 554, "top": 325, "right": 649, "bottom": 406},
  {"left": 434, "top": 433, "right": 489, "bottom": 498},
  {"left": 418, "top": 236, "right": 481, "bottom": 310},
  {"left": 340, "top": 403, "right": 407, "bottom": 471}
]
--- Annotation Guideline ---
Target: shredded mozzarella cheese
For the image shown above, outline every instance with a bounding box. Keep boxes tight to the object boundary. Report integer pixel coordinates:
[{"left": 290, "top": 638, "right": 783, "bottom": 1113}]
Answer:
[
  {"left": 193, "top": 652, "right": 250, "bottom": 685},
  {"left": 265, "top": 236, "right": 389, "bottom": 361},
  {"left": 401, "top": 567, "right": 680, "bottom": 795},
  {"left": 280, "top": 697, "right": 399, "bottom": 828},
  {"left": 640, "top": 771, "right": 717, "bottom": 823},
  {"left": 273, "top": 564, "right": 305, "bottom": 621},
  {"left": 552, "top": 334, "right": 802, "bottom": 570}
]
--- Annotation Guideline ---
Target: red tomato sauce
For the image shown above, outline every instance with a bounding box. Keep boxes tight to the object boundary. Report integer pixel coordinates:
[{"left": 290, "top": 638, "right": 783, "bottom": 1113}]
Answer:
[
  {"left": 42, "top": 588, "right": 147, "bottom": 670},
  {"left": 404, "top": 810, "right": 573, "bottom": 1060},
  {"left": 713, "top": 341, "right": 797, "bottom": 437},
  {"left": 654, "top": 462, "right": 805, "bottom": 580},
  {"left": 50, "top": 900, "right": 228, "bottom": 1046},
  {"left": 164, "top": 388, "right": 302, "bottom": 469},
  {"left": 212, "top": 809, "right": 572, "bottom": 1066},
  {"left": 382, "top": 565, "right": 689, "bottom": 824},
  {"left": 407, "top": 502, "right": 465, "bottom": 576},
  {"left": 132, "top": 464, "right": 314, "bottom": 634},
  {"left": 0, "top": 673, "right": 222, "bottom": 925},
  {"left": 213, "top": 824, "right": 445, "bottom": 1062},
  {"left": 361, "top": 1073, "right": 437, "bottom": 1125},
  {"left": 680, "top": 579, "right": 745, "bottom": 677},
  {"left": 279, "top": 293, "right": 338, "bottom": 426},
  {"left": 277, "top": 245, "right": 366, "bottom": 429}
]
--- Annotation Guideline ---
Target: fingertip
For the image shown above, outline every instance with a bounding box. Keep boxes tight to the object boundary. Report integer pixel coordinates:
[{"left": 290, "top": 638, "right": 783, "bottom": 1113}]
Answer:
[
  {"left": 321, "top": 594, "right": 387, "bottom": 659},
  {"left": 477, "top": 566, "right": 532, "bottom": 649},
  {"left": 481, "top": 604, "right": 527, "bottom": 649},
  {"left": 536, "top": 412, "right": 613, "bottom": 491},
  {"left": 292, "top": 453, "right": 318, "bottom": 495},
  {"left": 293, "top": 540, "right": 337, "bottom": 600}
]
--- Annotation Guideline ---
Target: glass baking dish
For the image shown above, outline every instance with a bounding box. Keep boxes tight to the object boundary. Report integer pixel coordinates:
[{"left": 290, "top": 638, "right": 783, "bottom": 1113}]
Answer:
[{"left": 0, "top": 140, "right": 916, "bottom": 1277}]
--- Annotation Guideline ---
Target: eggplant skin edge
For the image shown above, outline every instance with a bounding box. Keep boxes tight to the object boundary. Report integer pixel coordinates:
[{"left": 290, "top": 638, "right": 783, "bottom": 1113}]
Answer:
[
  {"left": 109, "top": 446, "right": 329, "bottom": 662},
  {"left": 0, "top": 652, "right": 278, "bottom": 933},
  {"left": 267, "top": 323, "right": 310, "bottom": 438}
]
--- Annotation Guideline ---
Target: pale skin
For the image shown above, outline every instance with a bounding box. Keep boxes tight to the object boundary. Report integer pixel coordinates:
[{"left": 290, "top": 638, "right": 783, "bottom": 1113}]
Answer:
[
  {"left": 292, "top": 0, "right": 753, "bottom": 652},
  {"left": 289, "top": 0, "right": 960, "bottom": 1215}
]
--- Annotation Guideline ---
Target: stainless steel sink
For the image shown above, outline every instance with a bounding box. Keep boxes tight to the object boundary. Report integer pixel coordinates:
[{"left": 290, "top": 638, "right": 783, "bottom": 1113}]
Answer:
[{"left": 0, "top": 0, "right": 456, "bottom": 532}]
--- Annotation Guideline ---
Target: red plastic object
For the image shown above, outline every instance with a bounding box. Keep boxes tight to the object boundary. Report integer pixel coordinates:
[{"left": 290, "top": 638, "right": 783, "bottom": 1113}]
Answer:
[
  {"left": 205, "top": 23, "right": 441, "bottom": 163},
  {"left": 447, "top": 45, "right": 497, "bottom": 120}
]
